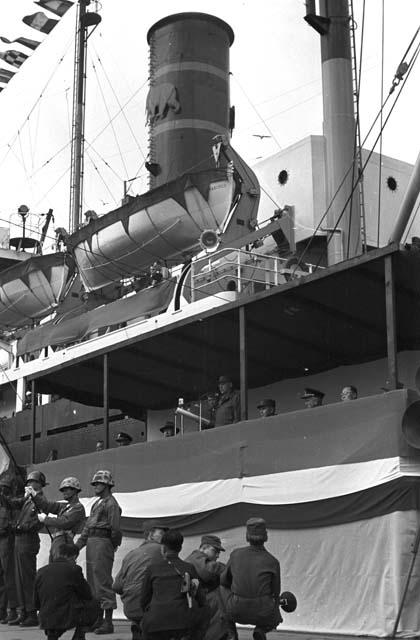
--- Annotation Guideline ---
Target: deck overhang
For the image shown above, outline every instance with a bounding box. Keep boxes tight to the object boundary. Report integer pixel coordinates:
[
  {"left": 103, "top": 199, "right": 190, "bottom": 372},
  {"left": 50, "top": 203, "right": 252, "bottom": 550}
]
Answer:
[{"left": 24, "top": 244, "right": 420, "bottom": 412}]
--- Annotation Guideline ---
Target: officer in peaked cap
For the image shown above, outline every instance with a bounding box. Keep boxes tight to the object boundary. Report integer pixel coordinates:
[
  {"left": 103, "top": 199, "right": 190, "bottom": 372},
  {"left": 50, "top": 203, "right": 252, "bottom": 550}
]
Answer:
[
  {"left": 115, "top": 432, "right": 133, "bottom": 447},
  {"left": 3, "top": 469, "right": 48, "bottom": 626},
  {"left": 75, "top": 471, "right": 122, "bottom": 635},
  {"left": 33, "top": 476, "right": 86, "bottom": 562},
  {"left": 160, "top": 421, "right": 179, "bottom": 438},
  {"left": 301, "top": 387, "right": 324, "bottom": 409},
  {"left": 220, "top": 517, "right": 282, "bottom": 640},
  {"left": 214, "top": 375, "right": 241, "bottom": 427},
  {"left": 113, "top": 519, "right": 170, "bottom": 639},
  {"left": 257, "top": 398, "right": 276, "bottom": 418},
  {"left": 0, "top": 477, "right": 17, "bottom": 624},
  {"left": 185, "top": 533, "right": 228, "bottom": 640}
]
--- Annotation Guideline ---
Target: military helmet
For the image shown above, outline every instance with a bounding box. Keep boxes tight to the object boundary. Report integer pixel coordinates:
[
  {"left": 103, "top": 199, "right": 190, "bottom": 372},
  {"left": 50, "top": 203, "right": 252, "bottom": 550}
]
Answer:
[
  {"left": 59, "top": 477, "right": 81, "bottom": 492},
  {"left": 26, "top": 470, "right": 47, "bottom": 487},
  {"left": 90, "top": 469, "right": 114, "bottom": 487}
]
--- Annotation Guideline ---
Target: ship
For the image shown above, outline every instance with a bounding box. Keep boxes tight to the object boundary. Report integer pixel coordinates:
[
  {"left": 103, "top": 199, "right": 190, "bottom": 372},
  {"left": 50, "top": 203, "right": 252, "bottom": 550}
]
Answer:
[{"left": 0, "top": 0, "right": 420, "bottom": 637}]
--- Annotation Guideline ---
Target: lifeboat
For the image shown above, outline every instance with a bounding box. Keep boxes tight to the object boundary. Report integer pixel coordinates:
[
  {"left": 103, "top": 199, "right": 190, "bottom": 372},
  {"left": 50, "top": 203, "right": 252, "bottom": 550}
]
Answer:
[
  {"left": 0, "top": 252, "right": 75, "bottom": 329},
  {"left": 68, "top": 168, "right": 234, "bottom": 292}
]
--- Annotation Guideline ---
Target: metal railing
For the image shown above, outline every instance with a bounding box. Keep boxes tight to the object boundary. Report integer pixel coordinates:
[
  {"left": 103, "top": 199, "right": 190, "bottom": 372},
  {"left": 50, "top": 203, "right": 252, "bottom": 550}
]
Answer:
[{"left": 190, "top": 248, "right": 319, "bottom": 302}]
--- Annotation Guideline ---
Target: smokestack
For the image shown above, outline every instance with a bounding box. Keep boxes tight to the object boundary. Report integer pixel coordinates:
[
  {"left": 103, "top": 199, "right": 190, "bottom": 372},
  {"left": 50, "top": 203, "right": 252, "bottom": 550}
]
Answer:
[
  {"left": 308, "top": 0, "right": 361, "bottom": 264},
  {"left": 146, "top": 13, "right": 234, "bottom": 189}
]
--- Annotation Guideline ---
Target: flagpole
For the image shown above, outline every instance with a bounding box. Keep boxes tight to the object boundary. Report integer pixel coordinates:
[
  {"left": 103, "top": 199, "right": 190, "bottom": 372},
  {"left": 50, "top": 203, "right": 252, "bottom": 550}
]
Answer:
[{"left": 68, "top": 1, "right": 101, "bottom": 233}]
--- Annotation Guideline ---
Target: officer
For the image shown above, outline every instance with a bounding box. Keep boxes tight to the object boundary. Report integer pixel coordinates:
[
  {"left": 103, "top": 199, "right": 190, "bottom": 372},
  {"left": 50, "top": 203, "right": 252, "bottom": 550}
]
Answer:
[
  {"left": 214, "top": 376, "right": 241, "bottom": 427},
  {"left": 220, "top": 517, "right": 281, "bottom": 640},
  {"left": 34, "top": 477, "right": 86, "bottom": 561},
  {"left": 141, "top": 529, "right": 210, "bottom": 640},
  {"left": 185, "top": 534, "right": 228, "bottom": 640},
  {"left": 75, "top": 470, "right": 122, "bottom": 635},
  {"left": 9, "top": 470, "right": 46, "bottom": 627},
  {"left": 257, "top": 399, "right": 276, "bottom": 418},
  {"left": 301, "top": 388, "right": 324, "bottom": 408},
  {"left": 115, "top": 432, "right": 133, "bottom": 447},
  {"left": 201, "top": 393, "right": 219, "bottom": 429},
  {"left": 0, "top": 477, "right": 17, "bottom": 625},
  {"left": 340, "top": 385, "right": 358, "bottom": 401},
  {"left": 113, "top": 519, "right": 169, "bottom": 640},
  {"left": 160, "top": 421, "right": 179, "bottom": 438}
]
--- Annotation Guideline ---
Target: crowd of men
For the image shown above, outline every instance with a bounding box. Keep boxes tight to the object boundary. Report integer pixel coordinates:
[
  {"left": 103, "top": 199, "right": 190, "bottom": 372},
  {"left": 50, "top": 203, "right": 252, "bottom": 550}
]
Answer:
[{"left": 0, "top": 468, "right": 284, "bottom": 640}]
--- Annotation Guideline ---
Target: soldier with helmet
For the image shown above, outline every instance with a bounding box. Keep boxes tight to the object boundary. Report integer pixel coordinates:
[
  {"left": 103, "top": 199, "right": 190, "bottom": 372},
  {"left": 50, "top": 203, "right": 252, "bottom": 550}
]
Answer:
[
  {"left": 75, "top": 470, "right": 122, "bottom": 635},
  {"left": 32, "top": 476, "right": 86, "bottom": 561},
  {"left": 3, "top": 469, "right": 47, "bottom": 627},
  {"left": 0, "top": 476, "right": 17, "bottom": 625}
]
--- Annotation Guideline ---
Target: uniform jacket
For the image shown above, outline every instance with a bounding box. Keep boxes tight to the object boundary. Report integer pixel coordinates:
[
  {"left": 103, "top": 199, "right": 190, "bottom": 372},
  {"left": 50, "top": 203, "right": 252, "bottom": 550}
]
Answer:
[
  {"left": 76, "top": 493, "right": 121, "bottom": 549},
  {"left": 34, "top": 494, "right": 85, "bottom": 537},
  {"left": 184, "top": 549, "right": 224, "bottom": 592},
  {"left": 220, "top": 545, "right": 281, "bottom": 628},
  {"left": 141, "top": 554, "right": 207, "bottom": 632},
  {"left": 113, "top": 539, "right": 162, "bottom": 620},
  {"left": 0, "top": 495, "right": 15, "bottom": 535},
  {"left": 9, "top": 492, "right": 44, "bottom": 535},
  {"left": 34, "top": 557, "right": 93, "bottom": 630},
  {"left": 214, "top": 390, "right": 240, "bottom": 427}
]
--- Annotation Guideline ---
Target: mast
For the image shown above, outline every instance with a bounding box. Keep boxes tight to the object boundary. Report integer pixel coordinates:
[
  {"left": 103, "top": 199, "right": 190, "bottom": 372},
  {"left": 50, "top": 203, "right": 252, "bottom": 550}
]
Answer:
[
  {"left": 69, "top": 0, "right": 101, "bottom": 233},
  {"left": 305, "top": 0, "right": 361, "bottom": 265}
]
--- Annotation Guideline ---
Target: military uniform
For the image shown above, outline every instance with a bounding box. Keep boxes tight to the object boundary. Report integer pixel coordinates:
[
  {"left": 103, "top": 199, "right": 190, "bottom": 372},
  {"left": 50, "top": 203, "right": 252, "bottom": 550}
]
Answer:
[
  {"left": 113, "top": 539, "right": 163, "bottom": 622},
  {"left": 214, "top": 390, "right": 240, "bottom": 427},
  {"left": 34, "top": 494, "right": 86, "bottom": 561},
  {"left": 141, "top": 553, "right": 210, "bottom": 640},
  {"left": 220, "top": 519, "right": 281, "bottom": 634},
  {"left": 185, "top": 546, "right": 227, "bottom": 640},
  {"left": 12, "top": 492, "right": 43, "bottom": 618},
  {"left": 0, "top": 487, "right": 17, "bottom": 620},
  {"left": 75, "top": 470, "right": 121, "bottom": 626}
]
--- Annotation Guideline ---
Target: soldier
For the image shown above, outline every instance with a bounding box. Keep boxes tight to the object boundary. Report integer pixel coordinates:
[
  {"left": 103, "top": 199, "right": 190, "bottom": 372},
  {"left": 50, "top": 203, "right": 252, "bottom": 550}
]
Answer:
[
  {"left": 113, "top": 519, "right": 169, "bottom": 640},
  {"left": 257, "top": 399, "right": 276, "bottom": 418},
  {"left": 185, "top": 534, "right": 228, "bottom": 640},
  {"left": 34, "top": 542, "right": 100, "bottom": 640},
  {"left": 214, "top": 376, "right": 241, "bottom": 427},
  {"left": 75, "top": 470, "right": 122, "bottom": 635},
  {"left": 160, "top": 421, "right": 179, "bottom": 438},
  {"left": 340, "top": 385, "right": 358, "bottom": 401},
  {"left": 9, "top": 470, "right": 46, "bottom": 627},
  {"left": 220, "top": 518, "right": 281, "bottom": 640},
  {"left": 301, "top": 387, "right": 324, "bottom": 408},
  {"left": 0, "top": 477, "right": 17, "bottom": 625},
  {"left": 141, "top": 529, "right": 210, "bottom": 640},
  {"left": 34, "top": 477, "right": 86, "bottom": 561},
  {"left": 115, "top": 432, "right": 133, "bottom": 447}
]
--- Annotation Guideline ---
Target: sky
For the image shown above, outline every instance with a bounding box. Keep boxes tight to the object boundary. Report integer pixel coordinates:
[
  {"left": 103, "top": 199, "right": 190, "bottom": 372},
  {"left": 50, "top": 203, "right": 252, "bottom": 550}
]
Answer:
[{"left": 0, "top": 0, "right": 418, "bottom": 242}]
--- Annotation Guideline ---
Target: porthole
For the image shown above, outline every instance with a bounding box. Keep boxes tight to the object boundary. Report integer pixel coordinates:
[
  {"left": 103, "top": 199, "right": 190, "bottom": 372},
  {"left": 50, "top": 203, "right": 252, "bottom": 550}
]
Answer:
[
  {"left": 387, "top": 176, "right": 397, "bottom": 191},
  {"left": 278, "top": 169, "right": 289, "bottom": 186}
]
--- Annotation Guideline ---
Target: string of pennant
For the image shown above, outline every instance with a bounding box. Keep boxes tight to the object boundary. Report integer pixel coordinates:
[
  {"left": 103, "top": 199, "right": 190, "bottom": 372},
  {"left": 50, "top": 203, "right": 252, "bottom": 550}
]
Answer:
[{"left": 0, "top": 0, "right": 74, "bottom": 92}]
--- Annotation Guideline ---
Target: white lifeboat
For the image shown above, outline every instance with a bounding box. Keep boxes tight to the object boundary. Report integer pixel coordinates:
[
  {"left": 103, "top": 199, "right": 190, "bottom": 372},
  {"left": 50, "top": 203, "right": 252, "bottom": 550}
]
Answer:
[
  {"left": 0, "top": 253, "right": 75, "bottom": 329},
  {"left": 68, "top": 168, "right": 234, "bottom": 292}
]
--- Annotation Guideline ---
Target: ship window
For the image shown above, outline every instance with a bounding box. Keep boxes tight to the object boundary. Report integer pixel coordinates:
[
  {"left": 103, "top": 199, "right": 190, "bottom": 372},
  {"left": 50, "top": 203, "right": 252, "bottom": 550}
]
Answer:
[
  {"left": 387, "top": 176, "right": 397, "bottom": 191},
  {"left": 278, "top": 169, "right": 289, "bottom": 185}
]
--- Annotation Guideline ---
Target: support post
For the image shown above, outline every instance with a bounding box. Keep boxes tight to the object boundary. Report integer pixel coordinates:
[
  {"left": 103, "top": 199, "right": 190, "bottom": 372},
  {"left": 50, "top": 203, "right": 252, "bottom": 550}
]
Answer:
[
  {"left": 239, "top": 306, "right": 248, "bottom": 421},
  {"left": 384, "top": 255, "right": 398, "bottom": 389},
  {"left": 31, "top": 379, "right": 36, "bottom": 465},
  {"left": 103, "top": 353, "right": 109, "bottom": 449}
]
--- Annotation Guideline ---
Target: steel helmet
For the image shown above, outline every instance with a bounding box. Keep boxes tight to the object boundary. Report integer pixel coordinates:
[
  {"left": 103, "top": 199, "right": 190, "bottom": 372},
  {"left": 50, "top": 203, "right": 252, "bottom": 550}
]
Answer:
[
  {"left": 59, "top": 477, "right": 81, "bottom": 492},
  {"left": 90, "top": 470, "right": 114, "bottom": 487},
  {"left": 26, "top": 470, "right": 47, "bottom": 487}
]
